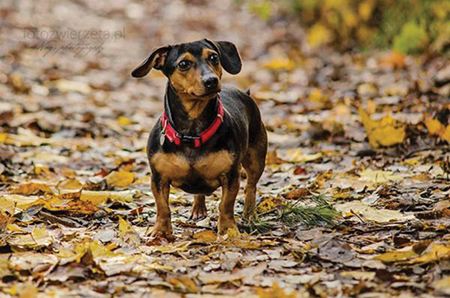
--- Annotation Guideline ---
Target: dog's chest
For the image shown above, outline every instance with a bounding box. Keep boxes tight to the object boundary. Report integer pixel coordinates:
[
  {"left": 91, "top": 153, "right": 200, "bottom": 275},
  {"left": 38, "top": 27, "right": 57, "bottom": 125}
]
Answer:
[{"left": 151, "top": 150, "right": 234, "bottom": 189}]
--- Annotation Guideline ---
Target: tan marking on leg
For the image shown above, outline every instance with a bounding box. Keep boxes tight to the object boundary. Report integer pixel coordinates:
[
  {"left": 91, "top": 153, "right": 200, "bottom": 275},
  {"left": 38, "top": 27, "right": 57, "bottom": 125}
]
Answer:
[
  {"left": 150, "top": 177, "right": 173, "bottom": 240},
  {"left": 194, "top": 151, "right": 234, "bottom": 180},
  {"left": 218, "top": 173, "right": 239, "bottom": 235},
  {"left": 151, "top": 153, "right": 190, "bottom": 180},
  {"left": 190, "top": 194, "right": 207, "bottom": 220},
  {"left": 242, "top": 147, "right": 266, "bottom": 219}
]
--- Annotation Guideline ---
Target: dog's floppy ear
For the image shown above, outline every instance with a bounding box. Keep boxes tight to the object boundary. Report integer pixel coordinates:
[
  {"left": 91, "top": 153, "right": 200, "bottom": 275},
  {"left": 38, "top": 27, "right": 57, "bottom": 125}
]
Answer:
[
  {"left": 204, "top": 39, "right": 242, "bottom": 75},
  {"left": 131, "top": 46, "right": 171, "bottom": 78}
]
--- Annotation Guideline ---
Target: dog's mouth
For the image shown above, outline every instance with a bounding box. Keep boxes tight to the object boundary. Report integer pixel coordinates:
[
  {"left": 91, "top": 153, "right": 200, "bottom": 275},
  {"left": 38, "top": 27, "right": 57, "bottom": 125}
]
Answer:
[{"left": 191, "top": 88, "right": 221, "bottom": 99}]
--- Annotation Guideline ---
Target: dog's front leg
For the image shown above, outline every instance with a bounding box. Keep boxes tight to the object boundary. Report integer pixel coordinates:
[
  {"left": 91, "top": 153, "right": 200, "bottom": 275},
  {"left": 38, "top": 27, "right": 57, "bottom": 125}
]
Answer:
[
  {"left": 150, "top": 175, "right": 173, "bottom": 240},
  {"left": 218, "top": 171, "right": 240, "bottom": 235}
]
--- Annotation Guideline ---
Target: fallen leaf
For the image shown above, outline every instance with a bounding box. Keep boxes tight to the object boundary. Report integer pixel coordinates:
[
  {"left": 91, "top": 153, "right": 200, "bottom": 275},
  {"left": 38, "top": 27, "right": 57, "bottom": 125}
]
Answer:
[
  {"left": 263, "top": 58, "right": 295, "bottom": 71},
  {"left": 10, "top": 182, "right": 53, "bottom": 195},
  {"left": 192, "top": 230, "right": 217, "bottom": 243},
  {"left": 255, "top": 282, "right": 297, "bottom": 298},
  {"left": 8, "top": 227, "right": 52, "bottom": 249},
  {"left": 424, "top": 118, "right": 450, "bottom": 142},
  {"left": 359, "top": 169, "right": 403, "bottom": 183},
  {"left": 373, "top": 250, "right": 417, "bottom": 263},
  {"left": 118, "top": 217, "right": 140, "bottom": 245},
  {"left": 409, "top": 243, "right": 450, "bottom": 265},
  {"left": 359, "top": 108, "right": 406, "bottom": 148},
  {"left": 105, "top": 171, "right": 135, "bottom": 189},
  {"left": 335, "top": 201, "right": 415, "bottom": 222},
  {"left": 168, "top": 276, "right": 198, "bottom": 293}
]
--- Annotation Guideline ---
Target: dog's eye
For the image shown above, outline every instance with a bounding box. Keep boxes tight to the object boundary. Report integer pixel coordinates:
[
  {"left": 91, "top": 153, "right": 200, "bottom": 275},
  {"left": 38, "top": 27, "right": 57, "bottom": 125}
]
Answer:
[
  {"left": 209, "top": 54, "right": 219, "bottom": 64},
  {"left": 178, "top": 60, "right": 191, "bottom": 71}
]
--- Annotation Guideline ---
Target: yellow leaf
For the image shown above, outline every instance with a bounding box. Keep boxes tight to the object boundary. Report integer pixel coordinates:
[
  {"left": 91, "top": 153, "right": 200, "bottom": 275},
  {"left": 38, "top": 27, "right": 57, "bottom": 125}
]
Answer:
[
  {"left": 409, "top": 243, "right": 450, "bottom": 264},
  {"left": 105, "top": 171, "right": 135, "bottom": 188},
  {"left": 7, "top": 223, "right": 27, "bottom": 233},
  {"left": 79, "top": 190, "right": 136, "bottom": 205},
  {"left": 0, "top": 197, "right": 16, "bottom": 215},
  {"left": 0, "top": 195, "right": 40, "bottom": 211},
  {"left": 285, "top": 150, "right": 322, "bottom": 163},
  {"left": 335, "top": 201, "right": 415, "bottom": 223},
  {"left": 89, "top": 240, "right": 118, "bottom": 259},
  {"left": 0, "top": 133, "right": 7, "bottom": 143},
  {"left": 442, "top": 125, "right": 450, "bottom": 142},
  {"left": 308, "top": 24, "right": 332, "bottom": 47},
  {"left": 358, "top": 0, "right": 374, "bottom": 21},
  {"left": 309, "top": 88, "right": 327, "bottom": 102},
  {"left": 10, "top": 182, "right": 53, "bottom": 195},
  {"left": 257, "top": 196, "right": 282, "bottom": 213},
  {"left": 8, "top": 227, "right": 52, "bottom": 249},
  {"left": 224, "top": 227, "right": 240, "bottom": 240},
  {"left": 168, "top": 276, "right": 198, "bottom": 293},
  {"left": 373, "top": 250, "right": 417, "bottom": 263},
  {"left": 359, "top": 169, "right": 403, "bottom": 183},
  {"left": 58, "top": 179, "right": 83, "bottom": 190},
  {"left": 117, "top": 116, "right": 132, "bottom": 126},
  {"left": 425, "top": 118, "right": 450, "bottom": 142},
  {"left": 31, "top": 227, "right": 52, "bottom": 246},
  {"left": 359, "top": 108, "right": 406, "bottom": 148},
  {"left": 118, "top": 217, "right": 140, "bottom": 245},
  {"left": 424, "top": 119, "right": 445, "bottom": 135},
  {"left": 193, "top": 230, "right": 217, "bottom": 243},
  {"left": 263, "top": 58, "right": 295, "bottom": 71},
  {"left": 256, "top": 282, "right": 297, "bottom": 298}
]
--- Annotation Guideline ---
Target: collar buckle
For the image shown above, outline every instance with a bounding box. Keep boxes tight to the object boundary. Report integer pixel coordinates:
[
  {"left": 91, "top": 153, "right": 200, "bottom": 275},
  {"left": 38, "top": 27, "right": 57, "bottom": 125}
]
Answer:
[{"left": 176, "top": 133, "right": 202, "bottom": 147}]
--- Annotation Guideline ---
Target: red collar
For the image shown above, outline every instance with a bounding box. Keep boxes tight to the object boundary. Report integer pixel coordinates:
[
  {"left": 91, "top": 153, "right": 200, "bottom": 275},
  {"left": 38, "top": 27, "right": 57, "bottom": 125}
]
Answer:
[{"left": 160, "top": 97, "right": 225, "bottom": 148}]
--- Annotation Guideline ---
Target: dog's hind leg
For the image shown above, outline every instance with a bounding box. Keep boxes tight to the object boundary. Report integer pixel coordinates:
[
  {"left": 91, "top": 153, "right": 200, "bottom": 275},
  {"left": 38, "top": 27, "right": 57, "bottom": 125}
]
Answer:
[
  {"left": 242, "top": 134, "right": 267, "bottom": 219},
  {"left": 190, "top": 194, "right": 207, "bottom": 220},
  {"left": 218, "top": 171, "right": 240, "bottom": 235}
]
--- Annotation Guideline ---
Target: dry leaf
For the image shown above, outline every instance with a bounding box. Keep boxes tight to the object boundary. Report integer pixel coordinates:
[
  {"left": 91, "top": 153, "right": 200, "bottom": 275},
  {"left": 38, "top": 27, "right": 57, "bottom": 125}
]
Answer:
[
  {"left": 192, "top": 230, "right": 217, "bottom": 243},
  {"left": 335, "top": 201, "right": 415, "bottom": 223},
  {"left": 359, "top": 169, "right": 403, "bottom": 183},
  {"left": 105, "top": 171, "right": 135, "bottom": 188},
  {"left": 359, "top": 108, "right": 406, "bottom": 148},
  {"left": 118, "top": 217, "right": 140, "bottom": 245}
]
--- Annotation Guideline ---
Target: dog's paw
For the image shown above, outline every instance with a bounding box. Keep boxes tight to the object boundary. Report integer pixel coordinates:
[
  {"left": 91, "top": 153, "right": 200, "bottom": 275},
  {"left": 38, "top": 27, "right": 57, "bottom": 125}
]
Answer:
[
  {"left": 217, "top": 217, "right": 238, "bottom": 236},
  {"left": 189, "top": 199, "right": 208, "bottom": 220},
  {"left": 148, "top": 221, "right": 174, "bottom": 243},
  {"left": 217, "top": 226, "right": 240, "bottom": 241},
  {"left": 190, "top": 203, "right": 208, "bottom": 220}
]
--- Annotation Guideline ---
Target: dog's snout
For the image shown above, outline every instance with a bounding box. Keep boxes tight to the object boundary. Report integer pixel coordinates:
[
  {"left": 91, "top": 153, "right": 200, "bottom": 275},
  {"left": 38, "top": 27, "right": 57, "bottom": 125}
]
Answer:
[{"left": 203, "top": 76, "right": 219, "bottom": 90}]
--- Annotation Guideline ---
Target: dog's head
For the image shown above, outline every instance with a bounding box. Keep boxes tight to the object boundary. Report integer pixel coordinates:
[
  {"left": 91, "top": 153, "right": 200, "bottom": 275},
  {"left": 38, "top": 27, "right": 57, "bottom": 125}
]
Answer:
[{"left": 131, "top": 39, "right": 242, "bottom": 101}]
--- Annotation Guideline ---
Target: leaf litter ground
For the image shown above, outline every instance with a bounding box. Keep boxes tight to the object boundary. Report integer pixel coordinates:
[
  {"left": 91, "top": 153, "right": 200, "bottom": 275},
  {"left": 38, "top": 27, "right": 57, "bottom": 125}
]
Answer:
[{"left": 0, "top": 0, "right": 450, "bottom": 297}]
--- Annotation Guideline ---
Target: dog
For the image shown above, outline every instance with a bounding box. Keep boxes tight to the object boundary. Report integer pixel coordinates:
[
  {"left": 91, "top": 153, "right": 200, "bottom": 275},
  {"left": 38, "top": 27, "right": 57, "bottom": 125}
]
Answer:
[{"left": 131, "top": 39, "right": 267, "bottom": 240}]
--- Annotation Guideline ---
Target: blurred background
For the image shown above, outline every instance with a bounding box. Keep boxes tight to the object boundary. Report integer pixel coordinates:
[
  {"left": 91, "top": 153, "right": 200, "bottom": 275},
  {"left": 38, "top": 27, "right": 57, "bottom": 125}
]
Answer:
[{"left": 0, "top": 0, "right": 449, "bottom": 174}]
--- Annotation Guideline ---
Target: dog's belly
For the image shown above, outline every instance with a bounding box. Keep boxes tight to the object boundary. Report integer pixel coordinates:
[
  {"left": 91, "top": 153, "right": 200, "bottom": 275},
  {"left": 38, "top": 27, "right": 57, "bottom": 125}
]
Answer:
[
  {"left": 151, "top": 151, "right": 234, "bottom": 193},
  {"left": 173, "top": 177, "right": 220, "bottom": 194}
]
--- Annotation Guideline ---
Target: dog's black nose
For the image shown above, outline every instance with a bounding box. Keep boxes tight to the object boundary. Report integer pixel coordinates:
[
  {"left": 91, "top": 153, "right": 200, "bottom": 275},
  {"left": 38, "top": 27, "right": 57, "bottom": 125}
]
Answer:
[{"left": 204, "top": 76, "right": 219, "bottom": 90}]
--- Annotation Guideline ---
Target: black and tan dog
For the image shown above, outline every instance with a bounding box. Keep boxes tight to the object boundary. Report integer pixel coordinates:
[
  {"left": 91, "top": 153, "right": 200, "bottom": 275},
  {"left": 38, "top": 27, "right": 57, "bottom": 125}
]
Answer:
[{"left": 131, "top": 39, "right": 267, "bottom": 240}]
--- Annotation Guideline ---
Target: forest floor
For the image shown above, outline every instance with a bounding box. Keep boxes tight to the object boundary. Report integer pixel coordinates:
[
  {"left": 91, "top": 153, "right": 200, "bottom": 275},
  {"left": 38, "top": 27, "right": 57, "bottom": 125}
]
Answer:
[{"left": 1, "top": 0, "right": 450, "bottom": 297}]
